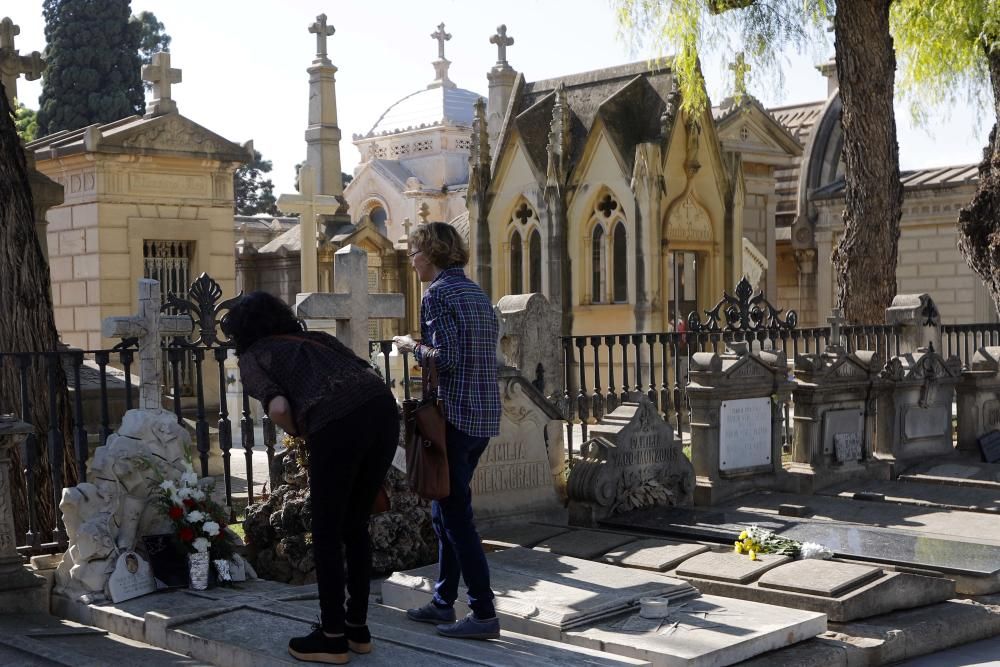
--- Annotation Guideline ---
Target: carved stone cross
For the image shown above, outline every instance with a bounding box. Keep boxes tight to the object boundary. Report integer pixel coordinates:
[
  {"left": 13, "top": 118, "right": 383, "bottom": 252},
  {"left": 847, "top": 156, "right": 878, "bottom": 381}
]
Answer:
[
  {"left": 0, "top": 17, "right": 44, "bottom": 107},
  {"left": 490, "top": 24, "right": 514, "bottom": 65},
  {"left": 729, "top": 52, "right": 750, "bottom": 98},
  {"left": 827, "top": 307, "right": 846, "bottom": 351},
  {"left": 295, "top": 245, "right": 405, "bottom": 359},
  {"left": 277, "top": 163, "right": 343, "bottom": 294},
  {"left": 101, "top": 279, "right": 192, "bottom": 410},
  {"left": 141, "top": 51, "right": 182, "bottom": 117},
  {"left": 431, "top": 22, "right": 451, "bottom": 60},
  {"left": 309, "top": 14, "right": 335, "bottom": 60}
]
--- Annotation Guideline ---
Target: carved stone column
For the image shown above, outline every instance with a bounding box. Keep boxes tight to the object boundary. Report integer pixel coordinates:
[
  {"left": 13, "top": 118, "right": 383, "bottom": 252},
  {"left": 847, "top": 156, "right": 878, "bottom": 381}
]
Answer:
[{"left": 0, "top": 419, "right": 47, "bottom": 613}]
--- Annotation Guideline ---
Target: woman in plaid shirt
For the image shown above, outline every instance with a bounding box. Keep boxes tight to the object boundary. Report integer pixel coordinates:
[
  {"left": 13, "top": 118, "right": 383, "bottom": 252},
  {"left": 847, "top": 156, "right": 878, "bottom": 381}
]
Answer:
[{"left": 394, "top": 222, "right": 502, "bottom": 640}]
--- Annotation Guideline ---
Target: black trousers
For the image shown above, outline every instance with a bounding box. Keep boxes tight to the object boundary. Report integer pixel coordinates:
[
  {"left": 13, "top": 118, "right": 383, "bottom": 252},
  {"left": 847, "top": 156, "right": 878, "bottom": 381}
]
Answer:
[{"left": 307, "top": 393, "right": 398, "bottom": 633}]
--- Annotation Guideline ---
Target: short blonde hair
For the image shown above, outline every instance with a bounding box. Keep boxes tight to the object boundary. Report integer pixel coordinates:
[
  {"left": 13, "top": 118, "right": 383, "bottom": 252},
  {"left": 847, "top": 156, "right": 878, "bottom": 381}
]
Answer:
[{"left": 409, "top": 222, "right": 469, "bottom": 269}]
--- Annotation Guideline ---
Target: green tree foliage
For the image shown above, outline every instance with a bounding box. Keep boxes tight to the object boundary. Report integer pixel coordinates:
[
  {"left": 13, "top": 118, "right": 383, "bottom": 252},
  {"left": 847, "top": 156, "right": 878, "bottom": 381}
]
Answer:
[
  {"left": 614, "top": 0, "right": 830, "bottom": 118},
  {"left": 14, "top": 101, "right": 38, "bottom": 142},
  {"left": 36, "top": 0, "right": 144, "bottom": 136},
  {"left": 135, "top": 10, "right": 171, "bottom": 90},
  {"left": 235, "top": 149, "right": 279, "bottom": 216}
]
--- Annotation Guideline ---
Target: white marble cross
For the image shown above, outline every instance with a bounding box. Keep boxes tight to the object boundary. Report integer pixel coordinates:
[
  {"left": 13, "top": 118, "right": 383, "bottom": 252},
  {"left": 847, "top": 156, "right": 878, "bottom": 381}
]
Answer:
[
  {"left": 295, "top": 245, "right": 405, "bottom": 359},
  {"left": 431, "top": 22, "right": 451, "bottom": 60},
  {"left": 309, "top": 14, "right": 335, "bottom": 61},
  {"left": 141, "top": 51, "right": 182, "bottom": 117},
  {"left": 0, "top": 17, "right": 44, "bottom": 107},
  {"left": 277, "top": 163, "right": 342, "bottom": 294},
  {"left": 490, "top": 24, "right": 514, "bottom": 65},
  {"left": 101, "top": 280, "right": 192, "bottom": 410}
]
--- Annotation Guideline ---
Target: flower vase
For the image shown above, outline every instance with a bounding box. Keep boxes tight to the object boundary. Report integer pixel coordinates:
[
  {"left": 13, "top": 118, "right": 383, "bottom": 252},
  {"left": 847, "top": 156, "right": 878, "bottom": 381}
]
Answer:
[{"left": 188, "top": 552, "right": 210, "bottom": 590}]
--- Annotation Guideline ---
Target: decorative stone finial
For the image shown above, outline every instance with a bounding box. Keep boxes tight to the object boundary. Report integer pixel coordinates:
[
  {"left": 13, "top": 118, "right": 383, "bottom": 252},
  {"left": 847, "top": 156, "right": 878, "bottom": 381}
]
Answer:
[
  {"left": 418, "top": 202, "right": 430, "bottom": 224},
  {"left": 489, "top": 24, "right": 514, "bottom": 66},
  {"left": 309, "top": 14, "right": 335, "bottom": 62},
  {"left": 141, "top": 51, "right": 181, "bottom": 117},
  {"left": 0, "top": 17, "right": 44, "bottom": 107},
  {"left": 470, "top": 98, "right": 490, "bottom": 169},
  {"left": 431, "top": 22, "right": 451, "bottom": 59},
  {"left": 429, "top": 22, "right": 454, "bottom": 88}
]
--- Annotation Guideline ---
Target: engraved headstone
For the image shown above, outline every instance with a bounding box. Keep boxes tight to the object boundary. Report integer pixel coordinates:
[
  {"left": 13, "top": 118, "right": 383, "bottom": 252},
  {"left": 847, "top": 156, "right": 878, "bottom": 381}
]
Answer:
[
  {"left": 719, "top": 397, "right": 771, "bottom": 471},
  {"left": 822, "top": 408, "right": 864, "bottom": 456},
  {"left": 978, "top": 430, "right": 1000, "bottom": 464},
  {"left": 834, "top": 432, "right": 863, "bottom": 463},
  {"left": 107, "top": 551, "right": 155, "bottom": 602}
]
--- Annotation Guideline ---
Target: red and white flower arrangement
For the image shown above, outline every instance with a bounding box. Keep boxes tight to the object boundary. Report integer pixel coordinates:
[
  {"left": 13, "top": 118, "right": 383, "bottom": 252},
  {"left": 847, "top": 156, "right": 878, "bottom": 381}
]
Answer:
[{"left": 156, "top": 463, "right": 234, "bottom": 560}]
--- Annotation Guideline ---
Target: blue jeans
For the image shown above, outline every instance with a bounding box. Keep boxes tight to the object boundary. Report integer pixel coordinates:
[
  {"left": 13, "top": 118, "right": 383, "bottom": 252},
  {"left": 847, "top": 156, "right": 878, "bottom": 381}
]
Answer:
[{"left": 431, "top": 422, "right": 496, "bottom": 619}]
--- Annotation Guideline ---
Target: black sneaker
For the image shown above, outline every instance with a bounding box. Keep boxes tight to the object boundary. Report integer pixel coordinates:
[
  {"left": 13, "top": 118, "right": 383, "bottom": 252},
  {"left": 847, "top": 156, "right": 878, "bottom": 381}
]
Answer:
[
  {"left": 288, "top": 625, "right": 349, "bottom": 664},
  {"left": 436, "top": 613, "right": 501, "bottom": 640},
  {"left": 344, "top": 624, "right": 371, "bottom": 654},
  {"left": 406, "top": 601, "right": 457, "bottom": 624}
]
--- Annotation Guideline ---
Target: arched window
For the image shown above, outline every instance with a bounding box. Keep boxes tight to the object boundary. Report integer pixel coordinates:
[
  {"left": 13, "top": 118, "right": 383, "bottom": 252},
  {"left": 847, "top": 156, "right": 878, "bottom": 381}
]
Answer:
[
  {"left": 510, "top": 229, "right": 523, "bottom": 294},
  {"left": 613, "top": 222, "right": 627, "bottom": 303},
  {"left": 591, "top": 225, "right": 605, "bottom": 303},
  {"left": 369, "top": 205, "right": 388, "bottom": 237},
  {"left": 529, "top": 229, "right": 542, "bottom": 293}
]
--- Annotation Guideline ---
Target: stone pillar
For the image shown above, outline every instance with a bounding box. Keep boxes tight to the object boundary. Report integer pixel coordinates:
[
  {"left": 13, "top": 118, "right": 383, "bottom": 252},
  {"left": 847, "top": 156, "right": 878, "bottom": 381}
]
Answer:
[
  {"left": 0, "top": 419, "right": 47, "bottom": 613},
  {"left": 886, "top": 293, "right": 942, "bottom": 355},
  {"left": 305, "top": 14, "right": 344, "bottom": 198},
  {"left": 486, "top": 24, "right": 516, "bottom": 152}
]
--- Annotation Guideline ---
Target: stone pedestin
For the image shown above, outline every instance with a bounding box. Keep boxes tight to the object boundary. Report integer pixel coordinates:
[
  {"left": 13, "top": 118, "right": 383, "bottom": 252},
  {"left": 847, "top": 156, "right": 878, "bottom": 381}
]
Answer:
[
  {"left": 568, "top": 397, "right": 694, "bottom": 526},
  {"left": 875, "top": 346, "right": 962, "bottom": 469},
  {"left": 0, "top": 419, "right": 48, "bottom": 614},
  {"left": 686, "top": 345, "right": 794, "bottom": 505},
  {"left": 956, "top": 347, "right": 1000, "bottom": 454},
  {"left": 788, "top": 348, "right": 891, "bottom": 493}
]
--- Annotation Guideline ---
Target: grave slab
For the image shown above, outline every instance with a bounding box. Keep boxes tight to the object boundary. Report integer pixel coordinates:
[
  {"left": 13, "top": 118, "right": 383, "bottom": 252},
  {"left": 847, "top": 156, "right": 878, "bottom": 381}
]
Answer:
[
  {"left": 674, "top": 551, "right": 790, "bottom": 584},
  {"left": 822, "top": 479, "right": 1000, "bottom": 514},
  {"left": 566, "top": 595, "right": 826, "bottom": 667},
  {"left": 535, "top": 530, "right": 636, "bottom": 560},
  {"left": 756, "top": 559, "right": 881, "bottom": 597},
  {"left": 602, "top": 539, "right": 710, "bottom": 572},
  {"left": 383, "top": 547, "right": 698, "bottom": 640},
  {"left": 482, "top": 522, "right": 571, "bottom": 548}
]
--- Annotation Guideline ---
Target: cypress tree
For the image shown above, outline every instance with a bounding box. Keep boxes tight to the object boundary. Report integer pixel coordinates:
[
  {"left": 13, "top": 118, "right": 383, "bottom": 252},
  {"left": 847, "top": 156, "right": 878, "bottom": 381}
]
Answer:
[{"left": 37, "top": 0, "right": 144, "bottom": 137}]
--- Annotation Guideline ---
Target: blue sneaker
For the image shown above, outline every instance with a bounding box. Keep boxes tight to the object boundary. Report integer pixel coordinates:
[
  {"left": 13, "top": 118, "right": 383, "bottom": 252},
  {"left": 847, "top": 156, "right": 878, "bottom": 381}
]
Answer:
[
  {"left": 436, "top": 613, "right": 501, "bottom": 640},
  {"left": 406, "top": 601, "right": 456, "bottom": 624}
]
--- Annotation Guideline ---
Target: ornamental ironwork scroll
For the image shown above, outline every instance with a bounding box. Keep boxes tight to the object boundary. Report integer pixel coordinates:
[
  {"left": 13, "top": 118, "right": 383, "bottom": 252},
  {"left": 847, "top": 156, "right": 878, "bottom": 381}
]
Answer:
[
  {"left": 686, "top": 276, "right": 797, "bottom": 334},
  {"left": 162, "top": 273, "right": 243, "bottom": 348}
]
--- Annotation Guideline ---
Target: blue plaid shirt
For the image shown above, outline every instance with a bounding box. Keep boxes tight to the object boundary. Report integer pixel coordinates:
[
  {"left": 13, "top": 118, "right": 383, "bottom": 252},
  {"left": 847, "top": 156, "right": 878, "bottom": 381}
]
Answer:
[{"left": 414, "top": 267, "right": 501, "bottom": 438}]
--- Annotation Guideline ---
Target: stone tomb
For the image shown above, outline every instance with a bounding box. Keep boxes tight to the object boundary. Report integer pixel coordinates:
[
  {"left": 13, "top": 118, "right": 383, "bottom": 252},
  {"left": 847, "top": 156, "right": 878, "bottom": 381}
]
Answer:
[
  {"left": 787, "top": 342, "right": 890, "bottom": 493},
  {"left": 956, "top": 347, "right": 1000, "bottom": 457},
  {"left": 602, "top": 538, "right": 710, "bottom": 572},
  {"left": 875, "top": 346, "right": 962, "bottom": 466},
  {"left": 568, "top": 398, "right": 694, "bottom": 525},
  {"left": 383, "top": 547, "right": 826, "bottom": 666},
  {"left": 471, "top": 371, "right": 566, "bottom": 526},
  {"left": 685, "top": 345, "right": 794, "bottom": 505}
]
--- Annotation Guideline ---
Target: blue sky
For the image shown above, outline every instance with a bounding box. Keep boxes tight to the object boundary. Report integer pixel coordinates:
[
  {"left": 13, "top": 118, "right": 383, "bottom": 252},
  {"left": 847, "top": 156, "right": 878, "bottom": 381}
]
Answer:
[{"left": 10, "top": 0, "right": 989, "bottom": 196}]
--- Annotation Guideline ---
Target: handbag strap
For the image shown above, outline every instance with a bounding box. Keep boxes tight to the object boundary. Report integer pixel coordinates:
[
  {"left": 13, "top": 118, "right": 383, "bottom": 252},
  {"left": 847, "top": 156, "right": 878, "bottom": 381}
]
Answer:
[{"left": 422, "top": 355, "right": 439, "bottom": 394}]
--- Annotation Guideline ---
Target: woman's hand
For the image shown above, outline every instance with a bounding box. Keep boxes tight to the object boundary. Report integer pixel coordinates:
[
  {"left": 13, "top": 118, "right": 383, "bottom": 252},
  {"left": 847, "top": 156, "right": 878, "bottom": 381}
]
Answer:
[
  {"left": 393, "top": 335, "right": 418, "bottom": 353},
  {"left": 267, "top": 395, "right": 297, "bottom": 436}
]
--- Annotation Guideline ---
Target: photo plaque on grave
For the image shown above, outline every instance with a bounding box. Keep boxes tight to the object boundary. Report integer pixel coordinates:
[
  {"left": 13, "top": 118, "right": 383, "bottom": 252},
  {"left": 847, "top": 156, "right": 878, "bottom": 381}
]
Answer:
[
  {"left": 107, "top": 551, "right": 156, "bottom": 602},
  {"left": 720, "top": 397, "right": 771, "bottom": 471}
]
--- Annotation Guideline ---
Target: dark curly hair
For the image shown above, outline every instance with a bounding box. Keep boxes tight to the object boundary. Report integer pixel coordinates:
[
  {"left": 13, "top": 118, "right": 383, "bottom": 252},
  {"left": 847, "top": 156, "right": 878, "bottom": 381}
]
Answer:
[{"left": 221, "top": 291, "right": 304, "bottom": 355}]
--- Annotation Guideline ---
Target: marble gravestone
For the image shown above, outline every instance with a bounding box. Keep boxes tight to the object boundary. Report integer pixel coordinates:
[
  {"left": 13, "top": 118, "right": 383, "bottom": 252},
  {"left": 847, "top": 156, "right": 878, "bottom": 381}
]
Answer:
[
  {"left": 471, "top": 370, "right": 566, "bottom": 526},
  {"left": 568, "top": 398, "right": 694, "bottom": 526},
  {"left": 108, "top": 551, "right": 155, "bottom": 603},
  {"left": 876, "top": 346, "right": 962, "bottom": 466},
  {"left": 956, "top": 347, "right": 1000, "bottom": 458},
  {"left": 685, "top": 344, "right": 794, "bottom": 505}
]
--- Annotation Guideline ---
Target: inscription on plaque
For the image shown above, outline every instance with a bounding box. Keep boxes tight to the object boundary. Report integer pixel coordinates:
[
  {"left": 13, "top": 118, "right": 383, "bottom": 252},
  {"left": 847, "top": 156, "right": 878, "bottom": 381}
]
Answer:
[
  {"left": 903, "top": 405, "right": 949, "bottom": 440},
  {"left": 984, "top": 400, "right": 1000, "bottom": 430},
  {"left": 834, "top": 432, "right": 863, "bottom": 463},
  {"left": 719, "top": 397, "right": 771, "bottom": 471},
  {"left": 821, "top": 408, "right": 864, "bottom": 456},
  {"left": 108, "top": 551, "right": 155, "bottom": 603},
  {"left": 472, "top": 441, "right": 549, "bottom": 494}
]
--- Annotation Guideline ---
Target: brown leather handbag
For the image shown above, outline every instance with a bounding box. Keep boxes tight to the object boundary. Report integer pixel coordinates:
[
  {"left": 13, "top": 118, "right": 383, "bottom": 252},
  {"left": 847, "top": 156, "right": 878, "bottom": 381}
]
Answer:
[{"left": 402, "top": 357, "right": 450, "bottom": 500}]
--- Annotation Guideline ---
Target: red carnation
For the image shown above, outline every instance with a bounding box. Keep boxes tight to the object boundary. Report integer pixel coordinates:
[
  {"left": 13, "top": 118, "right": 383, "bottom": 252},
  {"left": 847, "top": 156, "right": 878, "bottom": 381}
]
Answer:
[
  {"left": 168, "top": 506, "right": 184, "bottom": 520},
  {"left": 178, "top": 527, "right": 195, "bottom": 542},
  {"left": 183, "top": 498, "right": 197, "bottom": 509}
]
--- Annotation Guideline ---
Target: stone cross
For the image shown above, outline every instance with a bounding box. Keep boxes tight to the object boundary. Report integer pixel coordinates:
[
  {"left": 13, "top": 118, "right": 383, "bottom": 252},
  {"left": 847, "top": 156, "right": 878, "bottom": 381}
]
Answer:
[
  {"left": 490, "top": 24, "right": 514, "bottom": 65},
  {"left": 827, "top": 307, "right": 846, "bottom": 351},
  {"left": 141, "top": 51, "right": 182, "bottom": 117},
  {"left": 101, "top": 279, "right": 192, "bottom": 410},
  {"left": 431, "top": 22, "right": 451, "bottom": 59},
  {"left": 309, "top": 13, "right": 335, "bottom": 61},
  {"left": 729, "top": 52, "right": 750, "bottom": 98},
  {"left": 402, "top": 217, "right": 413, "bottom": 238},
  {"left": 277, "top": 163, "right": 342, "bottom": 293},
  {"left": 0, "top": 17, "right": 44, "bottom": 107},
  {"left": 295, "top": 245, "right": 405, "bottom": 359}
]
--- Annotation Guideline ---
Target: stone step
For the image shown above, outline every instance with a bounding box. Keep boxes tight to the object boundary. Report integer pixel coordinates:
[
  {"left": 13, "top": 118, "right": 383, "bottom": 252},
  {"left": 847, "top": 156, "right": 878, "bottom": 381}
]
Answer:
[{"left": 0, "top": 614, "right": 207, "bottom": 666}]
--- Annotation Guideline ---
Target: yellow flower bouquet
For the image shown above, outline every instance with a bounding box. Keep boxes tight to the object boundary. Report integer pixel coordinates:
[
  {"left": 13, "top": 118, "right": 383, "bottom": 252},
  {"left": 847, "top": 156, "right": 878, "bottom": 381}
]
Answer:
[{"left": 733, "top": 525, "right": 832, "bottom": 561}]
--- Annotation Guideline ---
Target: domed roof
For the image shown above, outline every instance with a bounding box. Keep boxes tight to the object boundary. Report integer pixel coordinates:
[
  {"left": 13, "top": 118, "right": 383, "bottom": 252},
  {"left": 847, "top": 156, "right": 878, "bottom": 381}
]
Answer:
[{"left": 365, "top": 84, "right": 483, "bottom": 138}]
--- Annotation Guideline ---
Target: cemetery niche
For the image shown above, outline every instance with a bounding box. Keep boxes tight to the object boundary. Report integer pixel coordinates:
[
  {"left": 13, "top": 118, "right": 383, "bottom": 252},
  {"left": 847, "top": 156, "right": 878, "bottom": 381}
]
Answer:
[
  {"left": 787, "top": 308, "right": 891, "bottom": 493},
  {"left": 568, "top": 397, "right": 694, "bottom": 526}
]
